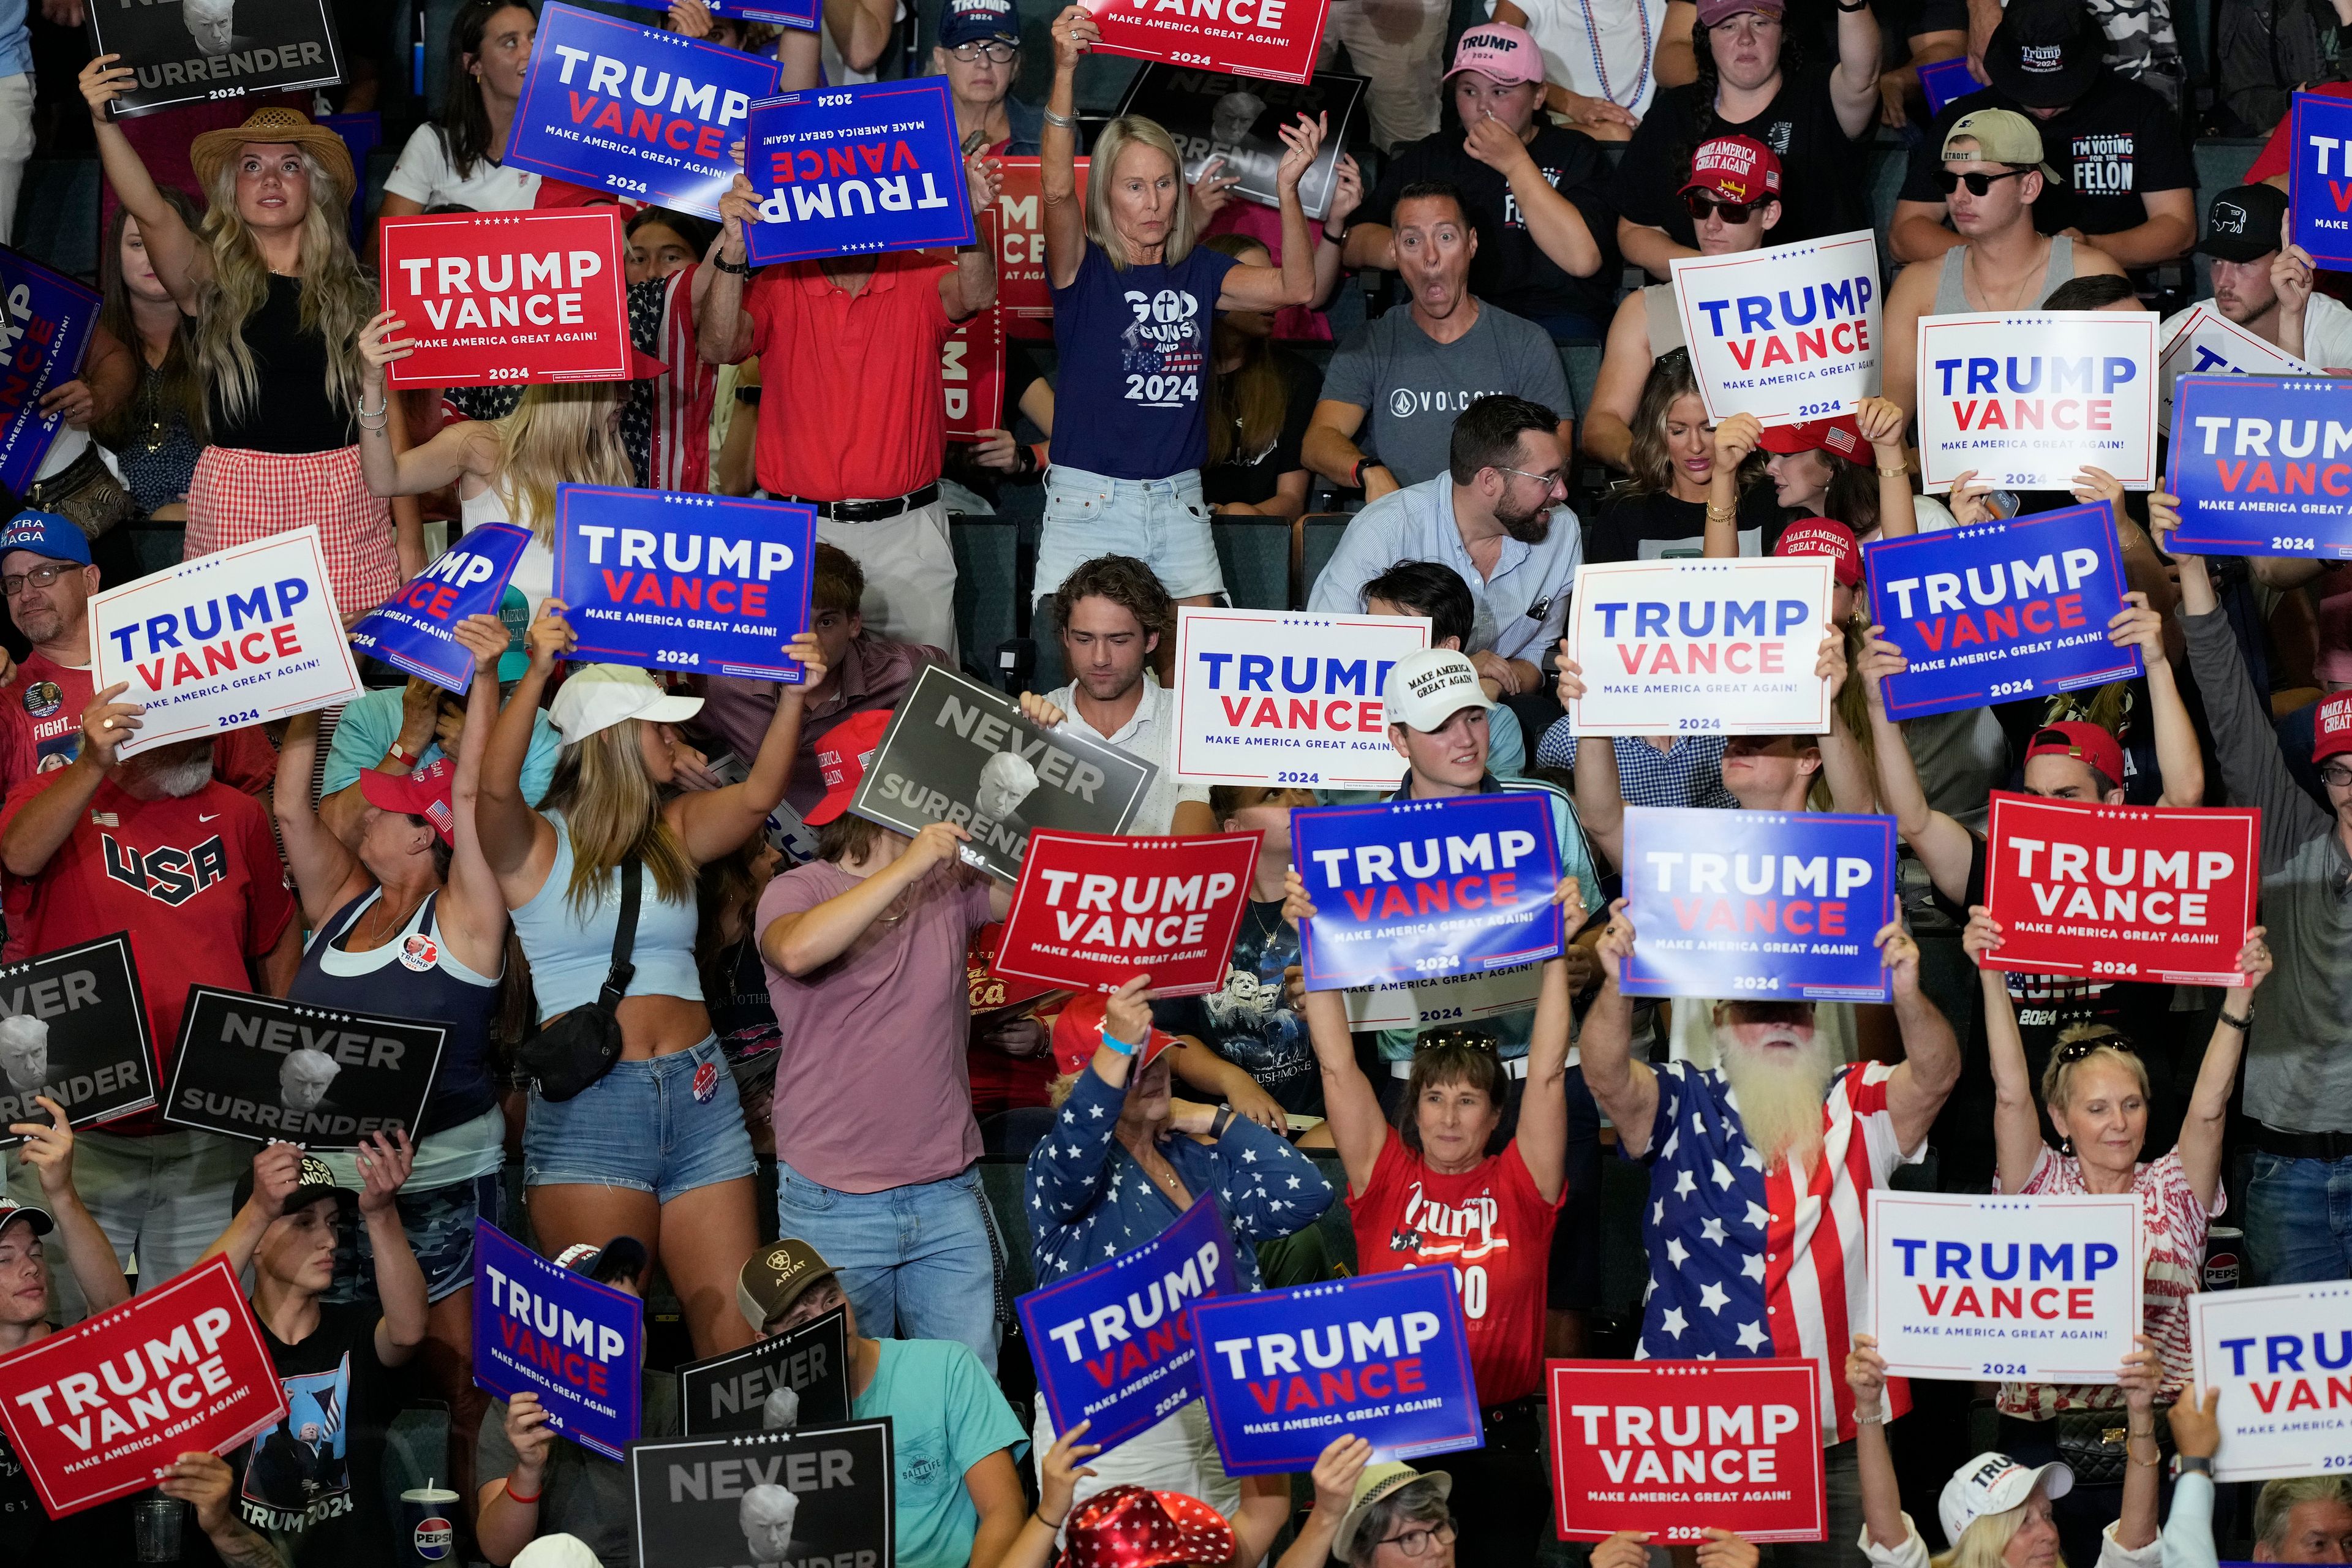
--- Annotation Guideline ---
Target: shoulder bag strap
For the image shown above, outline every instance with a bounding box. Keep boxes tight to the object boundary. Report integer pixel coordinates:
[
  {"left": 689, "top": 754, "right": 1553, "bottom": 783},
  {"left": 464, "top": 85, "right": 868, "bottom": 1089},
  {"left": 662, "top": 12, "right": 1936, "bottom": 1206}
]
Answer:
[{"left": 596, "top": 859, "right": 641, "bottom": 1012}]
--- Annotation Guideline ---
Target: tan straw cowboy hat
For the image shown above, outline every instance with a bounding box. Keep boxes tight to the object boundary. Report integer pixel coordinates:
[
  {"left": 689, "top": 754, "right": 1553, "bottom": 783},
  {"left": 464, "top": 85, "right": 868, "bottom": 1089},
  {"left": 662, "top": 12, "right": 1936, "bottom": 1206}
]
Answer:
[{"left": 189, "top": 106, "right": 354, "bottom": 205}]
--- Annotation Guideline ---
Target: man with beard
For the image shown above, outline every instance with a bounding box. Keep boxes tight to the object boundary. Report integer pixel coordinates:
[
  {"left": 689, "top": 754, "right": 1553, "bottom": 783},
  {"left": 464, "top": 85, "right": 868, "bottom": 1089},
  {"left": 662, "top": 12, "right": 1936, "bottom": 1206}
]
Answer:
[
  {"left": 0, "top": 673, "right": 298, "bottom": 1321},
  {"left": 1302, "top": 188, "right": 1573, "bottom": 497},
  {"left": 1580, "top": 903, "right": 1960, "bottom": 1568},
  {"left": 1035, "top": 554, "right": 1215, "bottom": 834},
  {"left": 1308, "top": 395, "right": 1581, "bottom": 701},
  {"left": 0, "top": 510, "right": 276, "bottom": 797},
  {"left": 2157, "top": 184, "right": 2352, "bottom": 368}
]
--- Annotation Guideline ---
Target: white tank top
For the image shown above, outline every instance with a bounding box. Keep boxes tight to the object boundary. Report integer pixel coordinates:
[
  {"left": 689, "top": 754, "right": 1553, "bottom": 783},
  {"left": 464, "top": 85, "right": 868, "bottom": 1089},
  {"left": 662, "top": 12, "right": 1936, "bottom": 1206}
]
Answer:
[{"left": 462, "top": 483, "right": 554, "bottom": 619}]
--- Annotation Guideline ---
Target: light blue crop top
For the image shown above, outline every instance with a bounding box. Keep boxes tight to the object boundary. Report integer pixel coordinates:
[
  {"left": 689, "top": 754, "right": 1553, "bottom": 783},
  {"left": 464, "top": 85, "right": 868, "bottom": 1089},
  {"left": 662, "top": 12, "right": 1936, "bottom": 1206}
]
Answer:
[{"left": 510, "top": 813, "right": 703, "bottom": 1022}]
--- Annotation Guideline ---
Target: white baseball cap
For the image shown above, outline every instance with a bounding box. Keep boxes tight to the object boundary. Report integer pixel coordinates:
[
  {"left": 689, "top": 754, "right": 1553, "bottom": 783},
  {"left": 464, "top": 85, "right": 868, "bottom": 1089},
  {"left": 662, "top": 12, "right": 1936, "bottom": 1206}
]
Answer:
[
  {"left": 1382, "top": 648, "right": 1496, "bottom": 733},
  {"left": 1940, "top": 1453, "right": 2073, "bottom": 1545},
  {"left": 548, "top": 664, "right": 704, "bottom": 744},
  {"left": 513, "top": 1536, "right": 603, "bottom": 1568}
]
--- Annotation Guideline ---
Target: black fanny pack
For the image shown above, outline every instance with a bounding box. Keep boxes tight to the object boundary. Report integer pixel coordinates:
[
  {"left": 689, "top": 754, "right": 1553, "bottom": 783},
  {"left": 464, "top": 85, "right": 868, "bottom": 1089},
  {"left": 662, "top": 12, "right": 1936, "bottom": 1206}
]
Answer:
[{"left": 516, "top": 860, "right": 639, "bottom": 1102}]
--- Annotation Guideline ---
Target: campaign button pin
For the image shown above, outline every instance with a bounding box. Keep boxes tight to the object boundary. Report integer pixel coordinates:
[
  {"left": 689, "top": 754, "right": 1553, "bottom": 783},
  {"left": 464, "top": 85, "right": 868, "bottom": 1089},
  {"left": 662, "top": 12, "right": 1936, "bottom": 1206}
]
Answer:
[{"left": 693, "top": 1060, "right": 718, "bottom": 1103}]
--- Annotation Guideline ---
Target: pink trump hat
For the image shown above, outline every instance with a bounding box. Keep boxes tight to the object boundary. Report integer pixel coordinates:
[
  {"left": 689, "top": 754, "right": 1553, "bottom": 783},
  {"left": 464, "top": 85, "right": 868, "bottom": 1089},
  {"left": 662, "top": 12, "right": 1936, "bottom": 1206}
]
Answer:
[{"left": 1446, "top": 23, "right": 1544, "bottom": 85}]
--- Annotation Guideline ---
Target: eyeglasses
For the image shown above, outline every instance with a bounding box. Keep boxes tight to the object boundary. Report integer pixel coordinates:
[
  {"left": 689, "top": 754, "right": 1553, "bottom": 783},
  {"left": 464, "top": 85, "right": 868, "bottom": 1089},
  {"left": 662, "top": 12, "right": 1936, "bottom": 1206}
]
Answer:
[
  {"left": 1376, "top": 1518, "right": 1459, "bottom": 1558},
  {"left": 949, "top": 40, "right": 1017, "bottom": 62},
  {"left": 1934, "top": 167, "right": 2030, "bottom": 197},
  {"left": 1684, "top": 192, "right": 1762, "bottom": 223},
  {"left": 1415, "top": 1027, "right": 1501, "bottom": 1055},
  {"left": 2054, "top": 1034, "right": 2135, "bottom": 1065},
  {"left": 2323, "top": 763, "right": 2352, "bottom": 789},
  {"left": 1493, "top": 464, "right": 1567, "bottom": 493},
  {"left": 2, "top": 564, "right": 67, "bottom": 597}
]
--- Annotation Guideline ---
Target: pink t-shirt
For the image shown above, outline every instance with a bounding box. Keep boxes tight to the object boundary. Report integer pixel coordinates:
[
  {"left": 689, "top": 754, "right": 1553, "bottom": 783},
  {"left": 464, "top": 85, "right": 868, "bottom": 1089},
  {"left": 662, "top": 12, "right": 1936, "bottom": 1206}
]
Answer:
[
  {"left": 757, "top": 858, "right": 993, "bottom": 1193},
  {"left": 1994, "top": 1144, "right": 2218, "bottom": 1419}
]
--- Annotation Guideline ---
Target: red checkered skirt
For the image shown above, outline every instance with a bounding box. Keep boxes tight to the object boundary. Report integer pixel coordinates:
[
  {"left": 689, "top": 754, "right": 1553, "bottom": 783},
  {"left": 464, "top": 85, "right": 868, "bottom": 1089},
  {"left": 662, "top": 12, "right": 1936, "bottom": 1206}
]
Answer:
[{"left": 185, "top": 443, "right": 399, "bottom": 618}]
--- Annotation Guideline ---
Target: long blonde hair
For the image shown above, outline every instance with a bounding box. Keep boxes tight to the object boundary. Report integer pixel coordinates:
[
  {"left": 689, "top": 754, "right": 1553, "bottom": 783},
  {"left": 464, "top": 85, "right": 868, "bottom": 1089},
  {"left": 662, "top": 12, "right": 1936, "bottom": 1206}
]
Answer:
[
  {"left": 192, "top": 147, "right": 375, "bottom": 428},
  {"left": 540, "top": 722, "right": 698, "bottom": 915},
  {"left": 1084, "top": 116, "right": 1194, "bottom": 270},
  {"left": 1932, "top": 1503, "right": 2043, "bottom": 1568},
  {"left": 494, "top": 382, "right": 633, "bottom": 542}
]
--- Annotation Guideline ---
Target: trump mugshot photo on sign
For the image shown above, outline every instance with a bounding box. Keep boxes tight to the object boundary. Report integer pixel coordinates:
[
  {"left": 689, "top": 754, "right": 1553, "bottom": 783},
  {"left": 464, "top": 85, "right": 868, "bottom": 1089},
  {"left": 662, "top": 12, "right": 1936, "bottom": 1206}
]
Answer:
[
  {"left": 1866, "top": 1191, "right": 2144, "bottom": 1384},
  {"left": 1914, "top": 312, "right": 2157, "bottom": 492},
  {"left": 0, "top": 933, "right": 154, "bottom": 1148},
  {"left": 163, "top": 986, "right": 449, "bottom": 1150},
  {"left": 1619, "top": 808, "right": 1896, "bottom": 1001},
  {"left": 503, "top": 2, "right": 774, "bottom": 216},
  {"left": 2166, "top": 374, "right": 2352, "bottom": 557},
  {"left": 630, "top": 1420, "right": 895, "bottom": 1568},
  {"left": 1565, "top": 559, "right": 1834, "bottom": 736},
  {"left": 89, "top": 527, "right": 362, "bottom": 756},
  {"left": 1172, "top": 607, "right": 1428, "bottom": 788},
  {"left": 85, "top": 0, "right": 344, "bottom": 119},
  {"left": 1671, "top": 230, "right": 1881, "bottom": 428}
]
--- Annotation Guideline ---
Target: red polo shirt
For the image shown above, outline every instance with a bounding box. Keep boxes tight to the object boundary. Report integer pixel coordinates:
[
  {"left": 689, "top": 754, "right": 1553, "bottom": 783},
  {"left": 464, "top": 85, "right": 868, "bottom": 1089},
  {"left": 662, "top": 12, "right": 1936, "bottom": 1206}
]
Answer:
[{"left": 742, "top": 254, "right": 957, "bottom": 503}]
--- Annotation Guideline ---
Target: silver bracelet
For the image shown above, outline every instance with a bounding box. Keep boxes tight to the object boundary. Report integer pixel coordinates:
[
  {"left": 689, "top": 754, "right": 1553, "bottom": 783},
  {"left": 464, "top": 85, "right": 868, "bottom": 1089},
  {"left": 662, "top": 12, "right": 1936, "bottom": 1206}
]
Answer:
[
  {"left": 1853, "top": 1410, "right": 1887, "bottom": 1426},
  {"left": 356, "top": 394, "right": 388, "bottom": 419},
  {"left": 1042, "top": 107, "right": 1076, "bottom": 130}
]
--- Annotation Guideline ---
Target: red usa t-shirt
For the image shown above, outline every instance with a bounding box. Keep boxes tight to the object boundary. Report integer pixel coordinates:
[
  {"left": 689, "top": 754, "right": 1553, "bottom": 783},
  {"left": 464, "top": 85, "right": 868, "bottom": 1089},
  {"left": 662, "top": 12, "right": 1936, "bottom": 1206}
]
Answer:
[
  {"left": 1348, "top": 1132, "right": 1564, "bottom": 1406},
  {"left": 0, "top": 774, "right": 295, "bottom": 1134}
]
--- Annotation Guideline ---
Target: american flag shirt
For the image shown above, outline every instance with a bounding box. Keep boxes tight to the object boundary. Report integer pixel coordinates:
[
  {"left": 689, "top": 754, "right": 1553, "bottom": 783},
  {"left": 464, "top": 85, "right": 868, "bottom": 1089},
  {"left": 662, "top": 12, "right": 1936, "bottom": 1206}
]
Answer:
[{"left": 1634, "top": 1058, "right": 1921, "bottom": 1442}]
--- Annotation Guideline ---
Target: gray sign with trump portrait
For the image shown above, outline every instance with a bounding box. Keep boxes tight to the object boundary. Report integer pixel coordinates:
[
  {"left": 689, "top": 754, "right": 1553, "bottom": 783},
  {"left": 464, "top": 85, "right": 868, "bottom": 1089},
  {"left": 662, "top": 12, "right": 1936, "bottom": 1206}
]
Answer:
[
  {"left": 1112, "top": 64, "right": 1366, "bottom": 221},
  {"left": 630, "top": 1420, "right": 895, "bottom": 1568},
  {"left": 163, "top": 986, "right": 448, "bottom": 1149},
  {"left": 84, "top": 0, "right": 346, "bottom": 119},
  {"left": 846, "top": 665, "right": 1158, "bottom": 883},
  {"left": 0, "top": 933, "right": 154, "bottom": 1148}
]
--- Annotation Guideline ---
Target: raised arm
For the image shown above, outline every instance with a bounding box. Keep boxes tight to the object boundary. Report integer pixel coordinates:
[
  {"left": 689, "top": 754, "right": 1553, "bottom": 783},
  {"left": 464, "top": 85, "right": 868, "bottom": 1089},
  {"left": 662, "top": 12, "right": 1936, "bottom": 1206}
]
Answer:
[
  {"left": 1584, "top": 902, "right": 1664, "bottom": 1151},
  {"left": 1846, "top": 1338, "right": 1911, "bottom": 1552},
  {"left": 1041, "top": 7, "right": 1095, "bottom": 292},
  {"left": 1879, "top": 921, "right": 1959, "bottom": 1155},
  {"left": 1284, "top": 870, "right": 1389, "bottom": 1196},
  {"left": 1831, "top": 0, "right": 1886, "bottom": 137},
  {"left": 1705, "top": 415, "right": 1759, "bottom": 556},
  {"left": 476, "top": 606, "right": 566, "bottom": 894},
  {"left": 1857, "top": 627, "right": 1976, "bottom": 902},
  {"left": 9, "top": 1098, "right": 131, "bottom": 1312},
  {"left": 273, "top": 710, "right": 370, "bottom": 929},
  {"left": 2177, "top": 931, "right": 2269, "bottom": 1208},
  {"left": 353, "top": 1133, "right": 428, "bottom": 1366},
  {"left": 940, "top": 154, "right": 1003, "bottom": 323},
  {"left": 1025, "top": 976, "right": 1155, "bottom": 1223},
  {"left": 355, "top": 311, "right": 497, "bottom": 497},
  {"left": 2116, "top": 1336, "right": 2164, "bottom": 1550},
  {"left": 78, "top": 56, "right": 207, "bottom": 309},
  {"left": 1815, "top": 631, "right": 1878, "bottom": 815},
  {"left": 1510, "top": 910, "right": 1587, "bottom": 1205},
  {"left": 668, "top": 633, "right": 821, "bottom": 864},
  {"left": 1855, "top": 397, "right": 1915, "bottom": 536},
  {"left": 1964, "top": 907, "right": 2045, "bottom": 1193},
  {"left": 442, "top": 616, "right": 519, "bottom": 976},
  {"left": 1553, "top": 648, "right": 1625, "bottom": 869},
  {"left": 2103, "top": 586, "right": 2203, "bottom": 806},
  {"left": 1216, "top": 115, "right": 1324, "bottom": 312},
  {"left": 697, "top": 175, "right": 761, "bottom": 367}
]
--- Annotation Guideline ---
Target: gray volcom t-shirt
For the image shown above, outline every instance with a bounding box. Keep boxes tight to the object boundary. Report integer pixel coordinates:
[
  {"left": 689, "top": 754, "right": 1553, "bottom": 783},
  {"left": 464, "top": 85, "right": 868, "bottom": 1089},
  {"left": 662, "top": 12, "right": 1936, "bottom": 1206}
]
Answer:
[{"left": 1321, "top": 300, "right": 1571, "bottom": 488}]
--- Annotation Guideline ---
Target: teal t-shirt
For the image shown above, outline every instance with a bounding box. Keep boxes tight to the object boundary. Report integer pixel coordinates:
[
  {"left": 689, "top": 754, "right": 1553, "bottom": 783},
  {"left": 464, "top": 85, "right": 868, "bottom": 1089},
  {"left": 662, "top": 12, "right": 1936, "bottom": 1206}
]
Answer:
[
  {"left": 852, "top": 1338, "right": 1028, "bottom": 1568},
  {"left": 321, "top": 684, "right": 561, "bottom": 805}
]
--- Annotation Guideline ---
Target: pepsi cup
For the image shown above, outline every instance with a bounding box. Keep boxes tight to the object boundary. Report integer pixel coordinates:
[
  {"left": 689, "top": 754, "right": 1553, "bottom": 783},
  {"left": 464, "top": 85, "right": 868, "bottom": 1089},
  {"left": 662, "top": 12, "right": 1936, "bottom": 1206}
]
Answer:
[
  {"left": 2204, "top": 1226, "right": 2243, "bottom": 1291},
  {"left": 401, "top": 1485, "right": 459, "bottom": 1564}
]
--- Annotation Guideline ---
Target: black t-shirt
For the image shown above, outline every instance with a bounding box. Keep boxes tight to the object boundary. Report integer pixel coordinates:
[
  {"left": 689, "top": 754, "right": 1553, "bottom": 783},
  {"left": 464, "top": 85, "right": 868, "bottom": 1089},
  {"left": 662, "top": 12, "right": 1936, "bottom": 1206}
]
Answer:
[
  {"left": 1202, "top": 350, "right": 1322, "bottom": 508},
  {"left": 232, "top": 1300, "right": 396, "bottom": 1567},
  {"left": 1924, "top": 831, "right": 2186, "bottom": 1188},
  {"left": 193, "top": 275, "right": 361, "bottom": 454},
  {"left": 1152, "top": 899, "right": 1323, "bottom": 1116},
  {"left": 1901, "top": 72, "right": 2192, "bottom": 243},
  {"left": 1612, "top": 65, "right": 1874, "bottom": 253},
  {"left": 1586, "top": 483, "right": 1790, "bottom": 562},
  {"left": 1362, "top": 122, "right": 1621, "bottom": 328}
]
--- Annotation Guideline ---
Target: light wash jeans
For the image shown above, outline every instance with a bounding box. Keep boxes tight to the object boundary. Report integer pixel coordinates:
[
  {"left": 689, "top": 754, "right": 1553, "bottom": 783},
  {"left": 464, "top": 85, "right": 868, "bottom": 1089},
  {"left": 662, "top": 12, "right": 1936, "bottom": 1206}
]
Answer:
[{"left": 775, "top": 1158, "right": 999, "bottom": 1373}]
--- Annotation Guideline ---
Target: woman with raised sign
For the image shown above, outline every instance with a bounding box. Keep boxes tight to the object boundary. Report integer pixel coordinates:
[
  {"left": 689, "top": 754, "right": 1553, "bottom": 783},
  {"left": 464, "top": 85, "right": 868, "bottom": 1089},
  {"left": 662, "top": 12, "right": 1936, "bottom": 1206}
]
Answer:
[
  {"left": 270, "top": 611, "right": 514, "bottom": 1539},
  {"left": 1284, "top": 869, "right": 1586, "bottom": 1566},
  {"left": 75, "top": 62, "right": 411, "bottom": 619},
  {"left": 1847, "top": 1332, "right": 2164, "bottom": 1568},
  {"left": 1962, "top": 908, "right": 2272, "bottom": 1567},
  {"left": 1021, "top": 976, "right": 1330, "bottom": 1560},
  {"left": 1033, "top": 4, "right": 1325, "bottom": 659},
  {"left": 478, "top": 606, "right": 822, "bottom": 1359},
  {"left": 352, "top": 312, "right": 635, "bottom": 622}
]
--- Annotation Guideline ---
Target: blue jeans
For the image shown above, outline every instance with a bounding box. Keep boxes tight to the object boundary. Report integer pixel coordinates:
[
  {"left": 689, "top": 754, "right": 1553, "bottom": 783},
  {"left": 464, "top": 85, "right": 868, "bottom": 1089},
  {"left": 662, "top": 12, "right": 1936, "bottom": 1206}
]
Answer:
[
  {"left": 2244, "top": 1148, "right": 2352, "bottom": 1284},
  {"left": 775, "top": 1159, "right": 998, "bottom": 1374}
]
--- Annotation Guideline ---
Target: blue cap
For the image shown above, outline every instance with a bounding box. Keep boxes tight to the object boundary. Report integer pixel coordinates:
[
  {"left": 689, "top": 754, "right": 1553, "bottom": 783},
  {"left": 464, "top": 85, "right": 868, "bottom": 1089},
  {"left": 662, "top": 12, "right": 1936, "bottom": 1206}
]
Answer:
[
  {"left": 0, "top": 510, "right": 90, "bottom": 568},
  {"left": 939, "top": 0, "right": 1020, "bottom": 48}
]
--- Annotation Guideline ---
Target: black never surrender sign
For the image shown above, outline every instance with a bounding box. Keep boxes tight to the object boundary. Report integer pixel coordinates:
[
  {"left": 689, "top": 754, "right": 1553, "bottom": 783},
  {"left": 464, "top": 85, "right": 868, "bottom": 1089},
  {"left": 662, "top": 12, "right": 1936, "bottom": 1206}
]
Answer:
[
  {"left": 0, "top": 933, "right": 154, "bottom": 1147},
  {"left": 86, "top": 0, "right": 344, "bottom": 119},
  {"left": 630, "top": 1419, "right": 894, "bottom": 1568},
  {"left": 677, "top": 1308, "right": 850, "bottom": 1436},
  {"left": 164, "top": 986, "right": 446, "bottom": 1149}
]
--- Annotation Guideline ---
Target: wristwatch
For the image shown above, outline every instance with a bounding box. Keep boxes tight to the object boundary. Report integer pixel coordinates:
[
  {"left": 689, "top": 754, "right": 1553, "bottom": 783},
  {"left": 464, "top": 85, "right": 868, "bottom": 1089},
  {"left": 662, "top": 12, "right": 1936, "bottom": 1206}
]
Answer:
[
  {"left": 2176, "top": 1457, "right": 2214, "bottom": 1478},
  {"left": 1210, "top": 1107, "right": 1237, "bottom": 1138},
  {"left": 713, "top": 253, "right": 754, "bottom": 276}
]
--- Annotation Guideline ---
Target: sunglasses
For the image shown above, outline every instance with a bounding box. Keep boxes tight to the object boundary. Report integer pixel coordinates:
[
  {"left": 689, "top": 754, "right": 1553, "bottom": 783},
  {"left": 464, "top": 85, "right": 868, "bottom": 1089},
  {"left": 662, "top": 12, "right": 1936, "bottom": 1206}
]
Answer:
[
  {"left": 1414, "top": 1027, "right": 1502, "bottom": 1055},
  {"left": 1934, "top": 167, "right": 2030, "bottom": 197},
  {"left": 2054, "top": 1033, "right": 2135, "bottom": 1065},
  {"left": 1684, "top": 191, "right": 1763, "bottom": 223}
]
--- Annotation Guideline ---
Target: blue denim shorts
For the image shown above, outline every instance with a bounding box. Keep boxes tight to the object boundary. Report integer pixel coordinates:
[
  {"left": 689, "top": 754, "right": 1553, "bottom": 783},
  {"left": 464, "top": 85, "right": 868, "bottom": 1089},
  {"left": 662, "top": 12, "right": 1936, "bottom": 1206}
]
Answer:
[
  {"left": 325, "top": 1170, "right": 501, "bottom": 1306},
  {"left": 522, "top": 1036, "right": 756, "bottom": 1202},
  {"left": 1034, "top": 464, "right": 1224, "bottom": 604}
]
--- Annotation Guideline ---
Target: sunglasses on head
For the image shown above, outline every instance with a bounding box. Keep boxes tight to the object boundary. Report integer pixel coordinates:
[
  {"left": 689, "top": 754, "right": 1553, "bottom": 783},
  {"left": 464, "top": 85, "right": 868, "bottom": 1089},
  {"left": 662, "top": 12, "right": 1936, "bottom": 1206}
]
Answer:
[
  {"left": 2054, "top": 1033, "right": 2135, "bottom": 1065},
  {"left": 1415, "top": 1027, "right": 1502, "bottom": 1056},
  {"left": 1934, "top": 167, "right": 2030, "bottom": 197},
  {"left": 1684, "top": 191, "right": 1762, "bottom": 223}
]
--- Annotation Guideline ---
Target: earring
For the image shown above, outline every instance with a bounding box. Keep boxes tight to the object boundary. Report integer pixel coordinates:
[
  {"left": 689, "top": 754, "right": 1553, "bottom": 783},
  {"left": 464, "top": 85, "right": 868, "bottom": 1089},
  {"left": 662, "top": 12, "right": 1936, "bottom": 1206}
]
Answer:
[{"left": 2059, "top": 1136, "right": 2074, "bottom": 1158}]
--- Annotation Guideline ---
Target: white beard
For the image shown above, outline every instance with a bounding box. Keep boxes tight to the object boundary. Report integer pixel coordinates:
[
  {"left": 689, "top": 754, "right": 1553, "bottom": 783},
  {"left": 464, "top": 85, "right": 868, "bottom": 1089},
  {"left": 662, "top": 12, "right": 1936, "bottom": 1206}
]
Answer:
[{"left": 1717, "top": 1026, "right": 1837, "bottom": 1171}]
